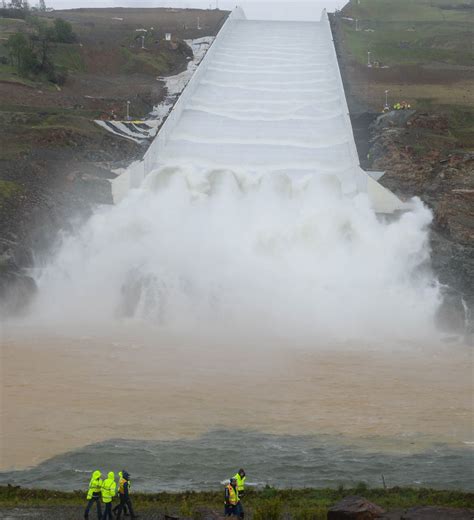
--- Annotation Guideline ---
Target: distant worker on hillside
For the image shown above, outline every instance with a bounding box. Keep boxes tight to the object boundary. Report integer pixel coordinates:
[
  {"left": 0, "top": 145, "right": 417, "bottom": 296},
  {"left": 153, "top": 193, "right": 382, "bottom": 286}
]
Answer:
[
  {"left": 84, "top": 470, "right": 103, "bottom": 520},
  {"left": 113, "top": 471, "right": 129, "bottom": 518},
  {"left": 101, "top": 471, "right": 117, "bottom": 520},
  {"left": 233, "top": 468, "right": 246, "bottom": 497},
  {"left": 224, "top": 476, "right": 244, "bottom": 518},
  {"left": 116, "top": 470, "right": 138, "bottom": 519}
]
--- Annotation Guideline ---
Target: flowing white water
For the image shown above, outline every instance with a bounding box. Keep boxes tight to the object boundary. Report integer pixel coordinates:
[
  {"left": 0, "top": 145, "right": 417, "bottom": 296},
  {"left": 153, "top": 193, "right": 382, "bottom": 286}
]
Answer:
[
  {"left": 27, "top": 18, "right": 440, "bottom": 342},
  {"left": 29, "top": 167, "right": 438, "bottom": 342}
]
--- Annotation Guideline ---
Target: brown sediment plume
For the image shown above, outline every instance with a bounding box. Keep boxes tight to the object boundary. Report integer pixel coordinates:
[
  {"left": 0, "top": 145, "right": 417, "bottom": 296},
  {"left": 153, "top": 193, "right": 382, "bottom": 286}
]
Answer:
[{"left": 1, "top": 329, "right": 472, "bottom": 471}]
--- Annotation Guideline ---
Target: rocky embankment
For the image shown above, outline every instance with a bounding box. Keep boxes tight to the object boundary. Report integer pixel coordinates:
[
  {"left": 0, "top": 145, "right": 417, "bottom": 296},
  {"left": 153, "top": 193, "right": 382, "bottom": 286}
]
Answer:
[
  {"left": 0, "top": 131, "right": 141, "bottom": 315},
  {"left": 367, "top": 110, "right": 473, "bottom": 335}
]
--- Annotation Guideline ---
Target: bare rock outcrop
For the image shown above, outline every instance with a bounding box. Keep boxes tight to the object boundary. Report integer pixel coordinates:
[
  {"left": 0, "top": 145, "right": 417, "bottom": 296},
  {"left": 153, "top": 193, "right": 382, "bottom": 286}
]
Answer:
[{"left": 327, "top": 495, "right": 385, "bottom": 519}]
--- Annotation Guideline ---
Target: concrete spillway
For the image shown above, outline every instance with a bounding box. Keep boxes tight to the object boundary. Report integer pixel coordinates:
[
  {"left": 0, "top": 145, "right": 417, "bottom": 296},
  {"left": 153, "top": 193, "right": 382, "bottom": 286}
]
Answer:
[
  {"left": 114, "top": 8, "right": 403, "bottom": 213},
  {"left": 26, "top": 9, "right": 437, "bottom": 343}
]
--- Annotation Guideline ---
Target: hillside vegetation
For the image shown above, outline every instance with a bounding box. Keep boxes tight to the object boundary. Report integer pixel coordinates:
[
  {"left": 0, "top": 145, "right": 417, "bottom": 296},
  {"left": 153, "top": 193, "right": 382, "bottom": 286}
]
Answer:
[
  {"left": 340, "top": 0, "right": 473, "bottom": 67},
  {"left": 1, "top": 485, "right": 473, "bottom": 519}
]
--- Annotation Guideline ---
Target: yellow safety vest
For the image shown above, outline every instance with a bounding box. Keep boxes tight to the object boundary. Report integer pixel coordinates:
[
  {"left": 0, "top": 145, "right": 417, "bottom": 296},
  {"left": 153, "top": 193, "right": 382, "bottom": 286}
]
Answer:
[
  {"left": 87, "top": 473, "right": 102, "bottom": 500},
  {"left": 233, "top": 473, "right": 246, "bottom": 492},
  {"left": 225, "top": 484, "right": 239, "bottom": 505},
  {"left": 101, "top": 474, "right": 116, "bottom": 504},
  {"left": 119, "top": 477, "right": 131, "bottom": 494}
]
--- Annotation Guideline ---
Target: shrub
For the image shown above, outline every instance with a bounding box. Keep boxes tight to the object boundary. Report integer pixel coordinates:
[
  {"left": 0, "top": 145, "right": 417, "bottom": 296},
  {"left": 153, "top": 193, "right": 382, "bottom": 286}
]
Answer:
[
  {"left": 53, "top": 18, "right": 76, "bottom": 43},
  {"left": 252, "top": 498, "right": 283, "bottom": 520}
]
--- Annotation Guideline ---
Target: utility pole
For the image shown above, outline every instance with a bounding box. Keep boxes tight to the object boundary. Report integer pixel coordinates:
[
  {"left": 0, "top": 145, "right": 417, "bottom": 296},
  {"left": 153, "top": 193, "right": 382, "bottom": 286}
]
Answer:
[
  {"left": 384, "top": 89, "right": 389, "bottom": 109},
  {"left": 126, "top": 100, "right": 131, "bottom": 121},
  {"left": 367, "top": 51, "right": 371, "bottom": 67},
  {"left": 197, "top": 16, "right": 201, "bottom": 30}
]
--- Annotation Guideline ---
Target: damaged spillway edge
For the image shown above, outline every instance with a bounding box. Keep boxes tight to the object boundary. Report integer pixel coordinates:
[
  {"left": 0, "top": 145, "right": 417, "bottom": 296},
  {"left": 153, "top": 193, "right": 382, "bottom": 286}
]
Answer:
[{"left": 111, "top": 7, "right": 405, "bottom": 214}]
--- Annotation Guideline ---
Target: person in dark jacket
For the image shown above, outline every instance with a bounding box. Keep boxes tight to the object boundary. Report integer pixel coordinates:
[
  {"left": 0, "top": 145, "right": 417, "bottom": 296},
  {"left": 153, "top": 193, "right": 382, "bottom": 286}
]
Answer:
[
  {"left": 113, "top": 471, "right": 129, "bottom": 517},
  {"left": 116, "top": 470, "right": 138, "bottom": 519}
]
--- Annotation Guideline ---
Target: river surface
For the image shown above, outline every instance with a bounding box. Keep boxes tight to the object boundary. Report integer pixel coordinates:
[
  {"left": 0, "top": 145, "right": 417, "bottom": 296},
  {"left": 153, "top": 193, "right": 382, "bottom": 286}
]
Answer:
[{"left": 1, "top": 327, "right": 472, "bottom": 490}]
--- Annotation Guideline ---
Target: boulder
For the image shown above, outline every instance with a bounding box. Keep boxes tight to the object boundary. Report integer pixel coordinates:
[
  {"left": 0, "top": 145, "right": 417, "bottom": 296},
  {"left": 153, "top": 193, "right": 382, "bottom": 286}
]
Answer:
[{"left": 327, "top": 495, "right": 385, "bottom": 519}]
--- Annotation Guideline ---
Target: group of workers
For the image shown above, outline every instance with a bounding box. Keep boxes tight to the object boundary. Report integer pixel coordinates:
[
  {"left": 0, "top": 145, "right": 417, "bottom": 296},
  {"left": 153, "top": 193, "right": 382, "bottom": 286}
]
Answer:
[
  {"left": 84, "top": 468, "right": 247, "bottom": 519},
  {"left": 393, "top": 101, "right": 412, "bottom": 110},
  {"left": 85, "top": 470, "right": 136, "bottom": 520},
  {"left": 225, "top": 469, "right": 246, "bottom": 517}
]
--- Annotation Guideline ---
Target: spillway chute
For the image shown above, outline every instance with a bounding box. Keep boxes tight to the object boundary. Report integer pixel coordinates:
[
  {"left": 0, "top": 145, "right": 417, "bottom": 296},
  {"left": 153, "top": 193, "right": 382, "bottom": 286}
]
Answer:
[{"left": 112, "top": 7, "right": 403, "bottom": 215}]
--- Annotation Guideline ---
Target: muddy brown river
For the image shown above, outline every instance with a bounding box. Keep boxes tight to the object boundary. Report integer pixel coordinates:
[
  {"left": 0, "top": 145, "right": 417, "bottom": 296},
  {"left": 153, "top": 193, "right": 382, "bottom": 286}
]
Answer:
[{"left": 1, "top": 325, "right": 472, "bottom": 477}]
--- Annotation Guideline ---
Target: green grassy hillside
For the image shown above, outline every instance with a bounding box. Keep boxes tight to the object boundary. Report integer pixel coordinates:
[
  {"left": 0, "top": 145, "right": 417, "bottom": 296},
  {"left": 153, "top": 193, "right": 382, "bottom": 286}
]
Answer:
[{"left": 340, "top": 0, "right": 473, "bottom": 66}]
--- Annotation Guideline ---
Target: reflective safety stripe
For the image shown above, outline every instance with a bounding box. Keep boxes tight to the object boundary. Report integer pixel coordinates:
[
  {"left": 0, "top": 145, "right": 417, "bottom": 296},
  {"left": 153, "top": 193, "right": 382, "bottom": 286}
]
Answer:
[
  {"left": 101, "top": 479, "right": 116, "bottom": 503},
  {"left": 87, "top": 478, "right": 102, "bottom": 500}
]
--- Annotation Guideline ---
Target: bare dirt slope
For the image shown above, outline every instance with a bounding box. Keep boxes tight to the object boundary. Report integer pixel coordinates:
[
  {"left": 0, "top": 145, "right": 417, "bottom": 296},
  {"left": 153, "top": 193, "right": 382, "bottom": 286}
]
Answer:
[{"left": 0, "top": 8, "right": 228, "bottom": 312}]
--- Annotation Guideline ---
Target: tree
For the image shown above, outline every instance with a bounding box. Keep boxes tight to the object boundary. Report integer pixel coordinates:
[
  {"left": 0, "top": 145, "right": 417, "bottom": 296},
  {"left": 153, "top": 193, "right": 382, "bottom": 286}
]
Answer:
[
  {"left": 53, "top": 18, "right": 75, "bottom": 43},
  {"left": 18, "top": 45, "right": 39, "bottom": 75},
  {"left": 6, "top": 32, "right": 38, "bottom": 76},
  {"left": 6, "top": 32, "right": 28, "bottom": 67},
  {"left": 38, "top": 0, "right": 46, "bottom": 10},
  {"left": 29, "top": 17, "right": 54, "bottom": 69}
]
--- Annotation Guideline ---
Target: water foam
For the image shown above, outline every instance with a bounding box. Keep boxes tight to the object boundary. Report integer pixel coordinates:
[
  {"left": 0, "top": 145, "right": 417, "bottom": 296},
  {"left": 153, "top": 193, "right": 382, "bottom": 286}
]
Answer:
[
  {"left": 24, "top": 17, "right": 439, "bottom": 343},
  {"left": 30, "top": 167, "right": 438, "bottom": 343}
]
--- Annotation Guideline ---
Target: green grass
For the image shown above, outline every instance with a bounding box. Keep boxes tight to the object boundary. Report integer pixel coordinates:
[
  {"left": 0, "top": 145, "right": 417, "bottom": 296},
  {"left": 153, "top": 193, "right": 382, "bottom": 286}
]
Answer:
[
  {"left": 0, "top": 180, "right": 23, "bottom": 208},
  {"left": 0, "top": 63, "right": 44, "bottom": 87},
  {"left": 0, "top": 17, "right": 26, "bottom": 28},
  {"left": 0, "top": 104, "right": 100, "bottom": 118},
  {"left": 344, "top": 0, "right": 473, "bottom": 22},
  {"left": 120, "top": 46, "right": 175, "bottom": 75},
  {"left": 50, "top": 43, "right": 85, "bottom": 72},
  {"left": 1, "top": 486, "right": 473, "bottom": 518},
  {"left": 340, "top": 0, "right": 473, "bottom": 66}
]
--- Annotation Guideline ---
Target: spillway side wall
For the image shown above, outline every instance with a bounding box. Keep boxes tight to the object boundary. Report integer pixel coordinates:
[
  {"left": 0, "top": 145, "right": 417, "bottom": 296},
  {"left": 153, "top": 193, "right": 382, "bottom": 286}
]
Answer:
[
  {"left": 320, "top": 10, "right": 367, "bottom": 193},
  {"left": 143, "top": 7, "right": 247, "bottom": 178},
  {"left": 112, "top": 7, "right": 246, "bottom": 197}
]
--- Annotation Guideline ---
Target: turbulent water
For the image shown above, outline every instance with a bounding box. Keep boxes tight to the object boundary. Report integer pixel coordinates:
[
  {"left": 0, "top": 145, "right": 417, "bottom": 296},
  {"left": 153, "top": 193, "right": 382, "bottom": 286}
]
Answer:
[
  {"left": 1, "top": 431, "right": 473, "bottom": 492},
  {"left": 30, "top": 19, "right": 440, "bottom": 341},
  {"left": 31, "top": 168, "right": 438, "bottom": 343},
  {"left": 3, "top": 14, "right": 466, "bottom": 490}
]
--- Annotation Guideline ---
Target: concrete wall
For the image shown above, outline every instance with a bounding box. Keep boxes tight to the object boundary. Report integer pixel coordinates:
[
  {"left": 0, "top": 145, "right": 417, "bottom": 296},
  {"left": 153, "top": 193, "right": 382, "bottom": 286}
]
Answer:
[{"left": 320, "top": 9, "right": 367, "bottom": 195}]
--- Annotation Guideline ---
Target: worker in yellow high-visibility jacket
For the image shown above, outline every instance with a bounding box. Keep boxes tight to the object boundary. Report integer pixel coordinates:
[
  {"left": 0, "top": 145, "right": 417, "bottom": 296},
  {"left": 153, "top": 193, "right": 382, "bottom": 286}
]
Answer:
[
  {"left": 233, "top": 469, "right": 246, "bottom": 497},
  {"left": 84, "top": 470, "right": 103, "bottom": 520},
  {"left": 101, "top": 471, "right": 117, "bottom": 520},
  {"left": 224, "top": 477, "right": 243, "bottom": 517}
]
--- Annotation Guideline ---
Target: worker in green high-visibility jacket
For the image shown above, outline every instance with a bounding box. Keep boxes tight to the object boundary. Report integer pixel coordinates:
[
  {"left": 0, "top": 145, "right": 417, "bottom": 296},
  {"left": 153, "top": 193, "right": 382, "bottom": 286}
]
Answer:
[
  {"left": 84, "top": 470, "right": 103, "bottom": 520},
  {"left": 101, "top": 471, "right": 117, "bottom": 520},
  {"left": 233, "top": 469, "right": 246, "bottom": 497}
]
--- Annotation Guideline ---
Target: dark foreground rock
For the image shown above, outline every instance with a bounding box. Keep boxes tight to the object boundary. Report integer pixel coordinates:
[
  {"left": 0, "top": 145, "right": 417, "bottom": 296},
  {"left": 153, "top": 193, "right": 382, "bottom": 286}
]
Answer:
[{"left": 328, "top": 495, "right": 385, "bottom": 519}]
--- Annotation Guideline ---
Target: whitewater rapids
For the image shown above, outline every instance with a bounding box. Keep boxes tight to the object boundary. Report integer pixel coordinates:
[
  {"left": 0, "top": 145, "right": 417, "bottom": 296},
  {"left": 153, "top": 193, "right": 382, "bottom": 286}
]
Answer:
[{"left": 27, "top": 166, "right": 438, "bottom": 343}]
